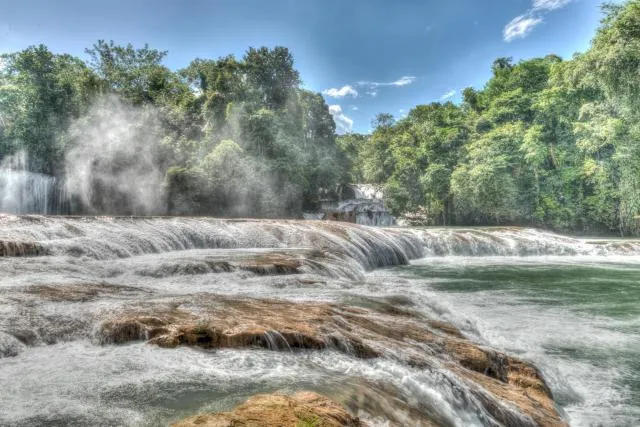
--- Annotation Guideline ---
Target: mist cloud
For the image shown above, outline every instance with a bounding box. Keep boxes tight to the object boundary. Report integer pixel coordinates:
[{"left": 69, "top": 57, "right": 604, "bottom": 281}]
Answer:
[{"left": 64, "top": 96, "right": 167, "bottom": 215}]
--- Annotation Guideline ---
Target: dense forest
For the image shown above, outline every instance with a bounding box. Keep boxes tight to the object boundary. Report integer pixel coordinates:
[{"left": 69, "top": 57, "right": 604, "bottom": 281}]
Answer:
[
  {"left": 339, "top": 0, "right": 640, "bottom": 235},
  {"left": 341, "top": 1, "right": 640, "bottom": 236},
  {"left": 1, "top": 1, "right": 640, "bottom": 235},
  {"left": 0, "top": 43, "right": 347, "bottom": 216}
]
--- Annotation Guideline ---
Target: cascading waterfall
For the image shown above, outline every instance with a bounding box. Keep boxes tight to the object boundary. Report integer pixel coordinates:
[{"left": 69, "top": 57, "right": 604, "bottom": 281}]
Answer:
[
  {"left": 0, "top": 216, "right": 424, "bottom": 267},
  {"left": 415, "top": 226, "right": 640, "bottom": 256},
  {"left": 0, "top": 152, "right": 69, "bottom": 215},
  {"left": 2, "top": 216, "right": 638, "bottom": 261}
]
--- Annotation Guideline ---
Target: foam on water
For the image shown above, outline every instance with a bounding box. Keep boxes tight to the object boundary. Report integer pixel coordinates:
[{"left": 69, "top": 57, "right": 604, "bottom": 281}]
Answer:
[{"left": 0, "top": 342, "right": 503, "bottom": 427}]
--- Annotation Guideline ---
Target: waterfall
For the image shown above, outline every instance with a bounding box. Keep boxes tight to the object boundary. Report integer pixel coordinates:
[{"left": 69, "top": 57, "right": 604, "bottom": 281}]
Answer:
[
  {"left": 0, "top": 217, "right": 639, "bottom": 262},
  {"left": 0, "top": 216, "right": 424, "bottom": 273},
  {"left": 415, "top": 227, "right": 640, "bottom": 256},
  {"left": 0, "top": 152, "right": 68, "bottom": 215}
]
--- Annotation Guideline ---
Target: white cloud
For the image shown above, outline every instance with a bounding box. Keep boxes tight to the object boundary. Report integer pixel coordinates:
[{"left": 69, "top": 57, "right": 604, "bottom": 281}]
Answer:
[
  {"left": 441, "top": 90, "right": 456, "bottom": 100},
  {"left": 328, "top": 105, "right": 354, "bottom": 134},
  {"left": 366, "top": 90, "right": 378, "bottom": 97},
  {"left": 503, "top": 14, "right": 543, "bottom": 42},
  {"left": 349, "top": 105, "right": 359, "bottom": 111},
  {"left": 391, "top": 76, "right": 416, "bottom": 86},
  {"left": 503, "top": 0, "right": 572, "bottom": 42},
  {"left": 322, "top": 85, "right": 358, "bottom": 98},
  {"left": 533, "top": 0, "right": 572, "bottom": 11},
  {"left": 358, "top": 76, "right": 417, "bottom": 88}
]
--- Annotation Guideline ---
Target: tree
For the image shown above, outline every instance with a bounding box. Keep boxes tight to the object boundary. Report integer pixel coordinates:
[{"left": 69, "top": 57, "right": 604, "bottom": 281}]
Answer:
[
  {"left": 0, "top": 45, "right": 98, "bottom": 174},
  {"left": 243, "top": 47, "right": 300, "bottom": 110}
]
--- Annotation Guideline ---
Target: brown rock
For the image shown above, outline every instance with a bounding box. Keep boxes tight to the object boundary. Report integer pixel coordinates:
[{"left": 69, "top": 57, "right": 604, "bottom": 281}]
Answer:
[
  {"left": 171, "top": 391, "right": 366, "bottom": 427},
  {"left": 97, "top": 297, "right": 566, "bottom": 426}
]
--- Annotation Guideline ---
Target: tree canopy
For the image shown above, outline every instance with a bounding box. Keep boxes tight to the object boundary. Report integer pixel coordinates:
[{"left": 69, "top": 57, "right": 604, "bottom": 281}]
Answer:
[
  {"left": 0, "top": 43, "right": 345, "bottom": 216},
  {"left": 2, "top": 1, "right": 640, "bottom": 235},
  {"left": 341, "top": 0, "right": 640, "bottom": 235}
]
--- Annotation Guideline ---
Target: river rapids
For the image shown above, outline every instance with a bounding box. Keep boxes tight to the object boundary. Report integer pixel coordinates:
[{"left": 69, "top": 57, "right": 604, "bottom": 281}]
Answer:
[{"left": 0, "top": 216, "right": 639, "bottom": 426}]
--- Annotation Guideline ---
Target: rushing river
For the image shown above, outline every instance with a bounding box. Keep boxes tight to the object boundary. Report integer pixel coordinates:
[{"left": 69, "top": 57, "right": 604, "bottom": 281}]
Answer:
[
  {"left": 375, "top": 256, "right": 640, "bottom": 426},
  {"left": 0, "top": 217, "right": 639, "bottom": 426}
]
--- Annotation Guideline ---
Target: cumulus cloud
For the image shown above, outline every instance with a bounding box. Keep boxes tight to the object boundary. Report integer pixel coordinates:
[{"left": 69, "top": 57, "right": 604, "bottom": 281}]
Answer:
[
  {"left": 504, "top": 14, "right": 543, "bottom": 42},
  {"left": 322, "top": 85, "right": 358, "bottom": 98},
  {"left": 441, "top": 90, "right": 456, "bottom": 100},
  {"left": 503, "top": 0, "right": 572, "bottom": 42},
  {"left": 328, "top": 105, "right": 354, "bottom": 134}
]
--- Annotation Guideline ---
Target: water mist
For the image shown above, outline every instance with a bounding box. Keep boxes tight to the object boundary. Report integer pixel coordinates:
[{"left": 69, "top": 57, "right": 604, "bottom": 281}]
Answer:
[{"left": 64, "top": 95, "right": 167, "bottom": 215}]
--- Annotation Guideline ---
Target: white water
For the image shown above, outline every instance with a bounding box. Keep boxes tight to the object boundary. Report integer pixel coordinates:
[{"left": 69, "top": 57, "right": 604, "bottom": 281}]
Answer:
[
  {"left": 417, "top": 227, "right": 640, "bottom": 256},
  {"left": 372, "top": 256, "right": 640, "bottom": 426},
  {"left": 1, "top": 217, "right": 639, "bottom": 426}
]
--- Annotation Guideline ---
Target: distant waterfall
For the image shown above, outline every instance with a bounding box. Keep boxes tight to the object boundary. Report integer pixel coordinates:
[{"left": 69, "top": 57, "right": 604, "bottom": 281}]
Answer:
[{"left": 0, "top": 152, "right": 68, "bottom": 215}]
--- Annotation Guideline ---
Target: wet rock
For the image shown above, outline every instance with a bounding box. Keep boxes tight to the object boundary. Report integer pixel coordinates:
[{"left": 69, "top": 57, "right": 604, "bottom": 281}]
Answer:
[
  {"left": 171, "top": 391, "right": 366, "bottom": 427},
  {"left": 97, "top": 299, "right": 377, "bottom": 357},
  {"left": 0, "top": 240, "right": 48, "bottom": 257},
  {"left": 132, "top": 250, "right": 350, "bottom": 279},
  {"left": 97, "top": 296, "right": 566, "bottom": 426}
]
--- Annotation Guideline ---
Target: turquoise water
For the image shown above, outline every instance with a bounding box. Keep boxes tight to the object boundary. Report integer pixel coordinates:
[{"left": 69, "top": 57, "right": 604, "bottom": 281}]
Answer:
[{"left": 379, "top": 256, "right": 640, "bottom": 426}]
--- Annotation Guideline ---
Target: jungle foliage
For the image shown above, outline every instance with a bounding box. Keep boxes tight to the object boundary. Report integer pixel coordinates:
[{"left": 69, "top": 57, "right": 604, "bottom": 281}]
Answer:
[
  {"left": 0, "top": 43, "right": 345, "bottom": 216},
  {"left": 343, "top": 1, "right": 640, "bottom": 235}
]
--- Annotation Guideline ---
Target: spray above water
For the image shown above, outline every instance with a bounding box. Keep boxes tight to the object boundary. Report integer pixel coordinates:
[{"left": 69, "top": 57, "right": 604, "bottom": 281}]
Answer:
[
  {"left": 64, "top": 96, "right": 167, "bottom": 215},
  {"left": 0, "top": 97, "right": 169, "bottom": 216}
]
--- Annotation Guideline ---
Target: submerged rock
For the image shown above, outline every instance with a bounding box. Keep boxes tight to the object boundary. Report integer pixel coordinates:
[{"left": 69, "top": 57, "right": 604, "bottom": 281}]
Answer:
[
  {"left": 23, "top": 283, "right": 142, "bottom": 302},
  {"left": 172, "top": 391, "right": 366, "bottom": 427}
]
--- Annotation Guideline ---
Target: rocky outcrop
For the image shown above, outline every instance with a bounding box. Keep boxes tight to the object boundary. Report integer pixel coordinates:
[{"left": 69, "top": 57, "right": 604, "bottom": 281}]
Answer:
[
  {"left": 171, "top": 391, "right": 366, "bottom": 427},
  {"left": 97, "top": 296, "right": 566, "bottom": 426}
]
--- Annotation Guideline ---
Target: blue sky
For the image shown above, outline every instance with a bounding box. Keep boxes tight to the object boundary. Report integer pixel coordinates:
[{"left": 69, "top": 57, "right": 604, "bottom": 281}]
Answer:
[{"left": 1, "top": 0, "right": 615, "bottom": 133}]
